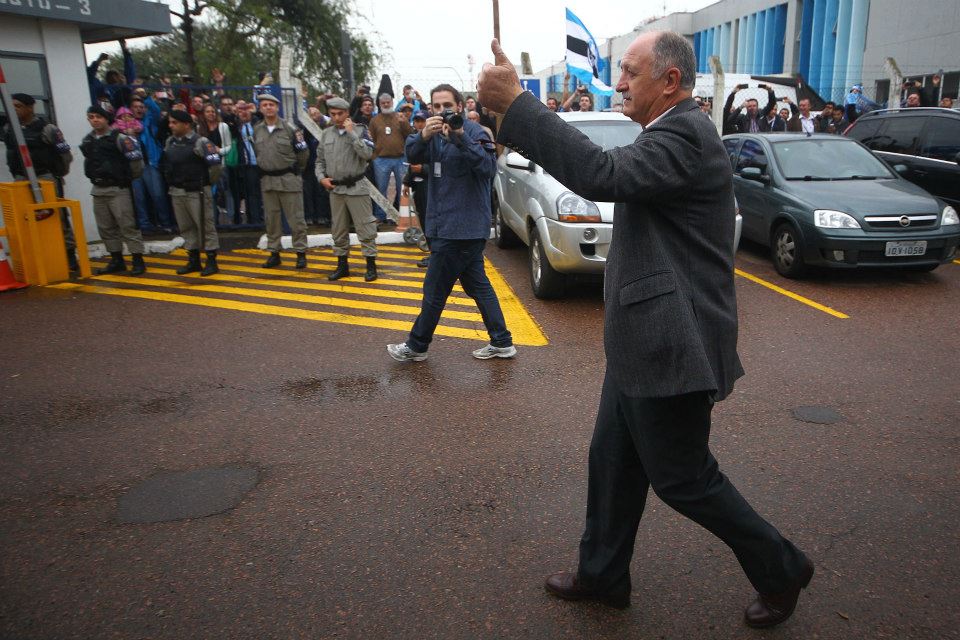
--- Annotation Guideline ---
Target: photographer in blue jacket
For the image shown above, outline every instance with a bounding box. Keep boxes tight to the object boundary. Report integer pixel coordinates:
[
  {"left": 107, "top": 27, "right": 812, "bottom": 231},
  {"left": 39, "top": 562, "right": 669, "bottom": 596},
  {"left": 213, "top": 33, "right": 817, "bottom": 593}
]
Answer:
[{"left": 387, "top": 83, "right": 516, "bottom": 363}]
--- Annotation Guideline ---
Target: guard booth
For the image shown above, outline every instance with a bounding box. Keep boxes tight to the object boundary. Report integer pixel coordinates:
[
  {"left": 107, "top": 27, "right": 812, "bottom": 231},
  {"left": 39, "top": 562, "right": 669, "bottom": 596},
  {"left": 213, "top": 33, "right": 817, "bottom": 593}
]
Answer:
[
  {"left": 0, "top": 0, "right": 171, "bottom": 250},
  {"left": 0, "top": 180, "right": 90, "bottom": 284}
]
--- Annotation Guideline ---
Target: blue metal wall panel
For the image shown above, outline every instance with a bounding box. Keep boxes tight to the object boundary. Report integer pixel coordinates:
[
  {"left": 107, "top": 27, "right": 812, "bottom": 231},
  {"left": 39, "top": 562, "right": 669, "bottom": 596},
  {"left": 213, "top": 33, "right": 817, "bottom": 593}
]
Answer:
[
  {"left": 773, "top": 4, "right": 788, "bottom": 73},
  {"left": 832, "top": 0, "right": 853, "bottom": 101},
  {"left": 843, "top": 0, "right": 870, "bottom": 91},
  {"left": 745, "top": 13, "right": 756, "bottom": 74},
  {"left": 798, "top": 0, "right": 815, "bottom": 80},
  {"left": 694, "top": 31, "right": 703, "bottom": 72},
  {"left": 820, "top": 0, "right": 840, "bottom": 99},
  {"left": 754, "top": 11, "right": 766, "bottom": 74},
  {"left": 761, "top": 8, "right": 775, "bottom": 73},
  {"left": 809, "top": 0, "right": 827, "bottom": 89},
  {"left": 737, "top": 18, "right": 747, "bottom": 72}
]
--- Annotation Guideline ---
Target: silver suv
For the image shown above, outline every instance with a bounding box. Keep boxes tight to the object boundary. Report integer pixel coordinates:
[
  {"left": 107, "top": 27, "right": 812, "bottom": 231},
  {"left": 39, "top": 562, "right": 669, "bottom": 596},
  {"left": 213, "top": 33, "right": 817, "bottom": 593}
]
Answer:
[{"left": 493, "top": 111, "right": 642, "bottom": 298}]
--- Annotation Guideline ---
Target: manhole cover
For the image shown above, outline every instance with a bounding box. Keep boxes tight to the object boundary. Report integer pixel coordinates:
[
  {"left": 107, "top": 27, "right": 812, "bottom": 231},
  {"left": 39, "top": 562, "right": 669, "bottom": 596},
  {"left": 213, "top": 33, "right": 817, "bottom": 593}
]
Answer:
[
  {"left": 791, "top": 406, "right": 842, "bottom": 425},
  {"left": 117, "top": 466, "right": 259, "bottom": 524}
]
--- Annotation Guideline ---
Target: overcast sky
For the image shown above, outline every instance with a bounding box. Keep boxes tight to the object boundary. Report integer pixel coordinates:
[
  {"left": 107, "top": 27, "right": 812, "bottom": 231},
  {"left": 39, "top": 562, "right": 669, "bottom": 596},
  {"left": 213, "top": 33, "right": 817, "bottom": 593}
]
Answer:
[{"left": 85, "top": 0, "right": 715, "bottom": 91}]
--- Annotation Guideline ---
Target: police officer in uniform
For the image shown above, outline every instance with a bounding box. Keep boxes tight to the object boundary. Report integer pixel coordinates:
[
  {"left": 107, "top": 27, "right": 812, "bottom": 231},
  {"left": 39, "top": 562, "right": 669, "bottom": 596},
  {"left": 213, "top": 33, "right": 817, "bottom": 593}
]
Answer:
[
  {"left": 316, "top": 97, "right": 378, "bottom": 281},
  {"left": 80, "top": 105, "right": 146, "bottom": 275},
  {"left": 2, "top": 93, "right": 77, "bottom": 270},
  {"left": 162, "top": 110, "right": 222, "bottom": 276},
  {"left": 252, "top": 93, "right": 309, "bottom": 269}
]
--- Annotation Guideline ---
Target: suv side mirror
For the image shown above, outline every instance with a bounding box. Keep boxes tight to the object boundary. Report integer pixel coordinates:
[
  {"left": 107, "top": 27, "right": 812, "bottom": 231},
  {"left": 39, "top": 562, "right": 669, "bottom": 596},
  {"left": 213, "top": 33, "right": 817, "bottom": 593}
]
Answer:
[
  {"left": 741, "top": 166, "right": 769, "bottom": 183},
  {"left": 505, "top": 151, "right": 534, "bottom": 171},
  {"left": 955, "top": 152, "right": 960, "bottom": 166},
  {"left": 893, "top": 163, "right": 909, "bottom": 175}
]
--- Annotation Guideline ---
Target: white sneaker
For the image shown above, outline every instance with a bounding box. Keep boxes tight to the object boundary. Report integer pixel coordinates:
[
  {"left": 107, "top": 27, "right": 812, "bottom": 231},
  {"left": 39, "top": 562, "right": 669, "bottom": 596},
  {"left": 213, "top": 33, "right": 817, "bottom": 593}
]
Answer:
[
  {"left": 387, "top": 343, "right": 428, "bottom": 362},
  {"left": 472, "top": 344, "right": 517, "bottom": 360}
]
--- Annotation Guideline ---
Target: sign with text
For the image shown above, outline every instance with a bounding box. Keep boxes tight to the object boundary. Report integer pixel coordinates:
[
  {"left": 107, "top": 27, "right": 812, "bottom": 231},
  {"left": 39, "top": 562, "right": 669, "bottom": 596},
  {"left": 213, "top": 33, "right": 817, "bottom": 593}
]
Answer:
[
  {"left": 0, "top": 0, "right": 170, "bottom": 34},
  {"left": 519, "top": 77, "right": 542, "bottom": 101}
]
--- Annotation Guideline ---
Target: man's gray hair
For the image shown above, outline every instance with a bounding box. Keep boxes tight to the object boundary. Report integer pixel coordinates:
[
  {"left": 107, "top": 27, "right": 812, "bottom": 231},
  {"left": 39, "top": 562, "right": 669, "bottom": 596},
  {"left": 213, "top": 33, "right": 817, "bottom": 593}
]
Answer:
[{"left": 650, "top": 31, "right": 696, "bottom": 90}]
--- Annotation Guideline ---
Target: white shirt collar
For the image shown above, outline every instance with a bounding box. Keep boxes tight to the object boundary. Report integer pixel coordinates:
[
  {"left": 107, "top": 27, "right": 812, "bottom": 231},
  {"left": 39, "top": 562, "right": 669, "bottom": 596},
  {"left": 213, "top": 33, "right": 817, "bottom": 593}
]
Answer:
[{"left": 642, "top": 105, "right": 677, "bottom": 130}]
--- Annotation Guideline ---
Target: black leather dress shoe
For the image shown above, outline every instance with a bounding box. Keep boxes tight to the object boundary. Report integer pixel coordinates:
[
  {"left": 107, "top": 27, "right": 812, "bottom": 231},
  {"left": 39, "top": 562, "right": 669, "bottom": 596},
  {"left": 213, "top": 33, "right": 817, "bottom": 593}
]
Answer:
[
  {"left": 544, "top": 572, "right": 630, "bottom": 609},
  {"left": 744, "top": 556, "right": 814, "bottom": 628}
]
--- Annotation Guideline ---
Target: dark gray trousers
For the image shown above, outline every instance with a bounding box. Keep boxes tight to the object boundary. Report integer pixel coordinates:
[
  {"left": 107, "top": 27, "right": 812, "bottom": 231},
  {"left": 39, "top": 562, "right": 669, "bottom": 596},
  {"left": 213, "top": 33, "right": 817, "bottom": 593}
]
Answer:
[{"left": 576, "top": 372, "right": 807, "bottom": 597}]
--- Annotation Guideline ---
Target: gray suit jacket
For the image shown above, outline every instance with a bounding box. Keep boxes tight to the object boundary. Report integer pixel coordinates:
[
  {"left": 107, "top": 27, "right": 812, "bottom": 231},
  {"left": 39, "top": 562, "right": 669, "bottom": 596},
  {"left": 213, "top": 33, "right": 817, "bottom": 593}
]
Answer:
[{"left": 498, "top": 93, "right": 744, "bottom": 400}]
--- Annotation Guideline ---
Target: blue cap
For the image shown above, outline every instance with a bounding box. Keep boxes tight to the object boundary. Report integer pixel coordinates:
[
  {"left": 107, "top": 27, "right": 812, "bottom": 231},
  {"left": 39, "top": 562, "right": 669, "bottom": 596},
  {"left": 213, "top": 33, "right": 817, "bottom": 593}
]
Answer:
[{"left": 413, "top": 110, "right": 428, "bottom": 120}]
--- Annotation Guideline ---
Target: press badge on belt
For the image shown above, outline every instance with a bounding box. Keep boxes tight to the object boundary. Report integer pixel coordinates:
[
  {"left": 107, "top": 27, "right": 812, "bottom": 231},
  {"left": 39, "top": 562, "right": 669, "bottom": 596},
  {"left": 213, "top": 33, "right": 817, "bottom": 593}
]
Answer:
[{"left": 433, "top": 162, "right": 442, "bottom": 178}]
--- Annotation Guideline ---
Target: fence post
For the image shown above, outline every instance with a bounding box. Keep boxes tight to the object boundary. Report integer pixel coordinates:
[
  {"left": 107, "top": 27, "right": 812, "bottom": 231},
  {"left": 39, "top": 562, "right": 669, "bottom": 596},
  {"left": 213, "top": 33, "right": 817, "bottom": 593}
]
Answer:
[
  {"left": 708, "top": 55, "right": 725, "bottom": 134},
  {"left": 884, "top": 57, "right": 902, "bottom": 108}
]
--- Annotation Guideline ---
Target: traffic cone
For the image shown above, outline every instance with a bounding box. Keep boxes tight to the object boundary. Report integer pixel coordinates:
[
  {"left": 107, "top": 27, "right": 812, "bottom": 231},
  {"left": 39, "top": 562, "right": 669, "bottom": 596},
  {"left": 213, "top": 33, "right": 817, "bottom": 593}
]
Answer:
[{"left": 0, "top": 246, "right": 29, "bottom": 292}]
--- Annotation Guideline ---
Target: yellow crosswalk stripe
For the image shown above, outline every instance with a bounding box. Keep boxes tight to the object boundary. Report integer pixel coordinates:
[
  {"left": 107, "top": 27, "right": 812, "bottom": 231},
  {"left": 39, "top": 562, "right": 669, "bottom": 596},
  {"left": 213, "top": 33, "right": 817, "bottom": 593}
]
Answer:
[
  {"left": 142, "top": 255, "right": 453, "bottom": 291},
  {"left": 176, "top": 248, "right": 425, "bottom": 270},
  {"left": 90, "top": 272, "right": 483, "bottom": 321},
  {"left": 233, "top": 246, "right": 427, "bottom": 261},
  {"left": 48, "top": 282, "right": 527, "bottom": 344},
  {"left": 88, "top": 260, "right": 478, "bottom": 306},
  {"left": 78, "top": 249, "right": 550, "bottom": 346}
]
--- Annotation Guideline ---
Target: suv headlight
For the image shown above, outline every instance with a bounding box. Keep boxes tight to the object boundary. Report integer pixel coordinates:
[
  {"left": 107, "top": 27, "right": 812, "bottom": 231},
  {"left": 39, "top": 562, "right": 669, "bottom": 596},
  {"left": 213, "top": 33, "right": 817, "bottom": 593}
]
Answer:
[
  {"left": 942, "top": 205, "right": 959, "bottom": 226},
  {"left": 814, "top": 209, "right": 861, "bottom": 229},
  {"left": 556, "top": 191, "right": 601, "bottom": 223}
]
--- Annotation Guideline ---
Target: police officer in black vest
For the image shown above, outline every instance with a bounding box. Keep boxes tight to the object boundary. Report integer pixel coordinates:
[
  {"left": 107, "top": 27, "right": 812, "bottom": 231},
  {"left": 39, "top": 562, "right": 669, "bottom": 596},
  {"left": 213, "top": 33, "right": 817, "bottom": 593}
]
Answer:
[
  {"left": 162, "top": 109, "right": 222, "bottom": 276},
  {"left": 80, "top": 105, "right": 146, "bottom": 275},
  {"left": 2, "top": 93, "right": 77, "bottom": 270}
]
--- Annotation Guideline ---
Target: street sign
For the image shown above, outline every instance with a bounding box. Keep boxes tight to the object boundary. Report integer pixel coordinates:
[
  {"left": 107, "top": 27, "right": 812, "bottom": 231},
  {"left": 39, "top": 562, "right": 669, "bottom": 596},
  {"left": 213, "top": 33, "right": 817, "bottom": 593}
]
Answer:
[{"left": 519, "top": 77, "right": 542, "bottom": 101}]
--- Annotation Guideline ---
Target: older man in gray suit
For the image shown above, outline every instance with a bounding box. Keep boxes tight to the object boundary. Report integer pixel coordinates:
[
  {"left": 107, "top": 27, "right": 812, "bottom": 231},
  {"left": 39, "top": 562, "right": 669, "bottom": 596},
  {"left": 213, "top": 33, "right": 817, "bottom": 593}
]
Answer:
[{"left": 479, "top": 31, "right": 813, "bottom": 628}]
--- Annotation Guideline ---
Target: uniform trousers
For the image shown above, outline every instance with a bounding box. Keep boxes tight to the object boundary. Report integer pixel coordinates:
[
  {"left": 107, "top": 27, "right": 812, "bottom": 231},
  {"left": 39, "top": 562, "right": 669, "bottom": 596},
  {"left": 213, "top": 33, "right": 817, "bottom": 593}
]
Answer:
[
  {"left": 576, "top": 374, "right": 809, "bottom": 598},
  {"left": 330, "top": 192, "right": 377, "bottom": 257},
  {"left": 263, "top": 188, "right": 307, "bottom": 252},
  {"left": 93, "top": 188, "right": 144, "bottom": 254},
  {"left": 171, "top": 186, "right": 219, "bottom": 251}
]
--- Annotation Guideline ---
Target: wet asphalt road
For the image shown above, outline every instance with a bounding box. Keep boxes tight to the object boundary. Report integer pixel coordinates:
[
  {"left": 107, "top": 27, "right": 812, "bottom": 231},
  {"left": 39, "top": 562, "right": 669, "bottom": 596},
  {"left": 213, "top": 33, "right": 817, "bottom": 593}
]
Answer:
[{"left": 1, "top": 240, "right": 958, "bottom": 640}]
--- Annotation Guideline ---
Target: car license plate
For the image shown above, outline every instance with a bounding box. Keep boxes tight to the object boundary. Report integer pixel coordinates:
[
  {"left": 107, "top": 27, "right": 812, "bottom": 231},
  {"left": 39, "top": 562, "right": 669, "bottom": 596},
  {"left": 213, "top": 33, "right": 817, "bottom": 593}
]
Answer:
[{"left": 885, "top": 241, "right": 926, "bottom": 257}]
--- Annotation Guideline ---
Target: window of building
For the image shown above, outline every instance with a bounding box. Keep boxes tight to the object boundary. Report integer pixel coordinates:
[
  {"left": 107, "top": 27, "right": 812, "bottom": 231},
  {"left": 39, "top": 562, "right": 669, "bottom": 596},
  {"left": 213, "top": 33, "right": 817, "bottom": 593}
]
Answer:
[{"left": 0, "top": 52, "right": 54, "bottom": 122}]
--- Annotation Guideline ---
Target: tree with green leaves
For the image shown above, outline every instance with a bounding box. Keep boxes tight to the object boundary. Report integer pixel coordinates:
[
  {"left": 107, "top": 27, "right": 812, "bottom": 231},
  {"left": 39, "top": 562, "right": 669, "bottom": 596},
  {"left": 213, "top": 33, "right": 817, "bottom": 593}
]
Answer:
[{"left": 112, "top": 0, "right": 380, "bottom": 95}]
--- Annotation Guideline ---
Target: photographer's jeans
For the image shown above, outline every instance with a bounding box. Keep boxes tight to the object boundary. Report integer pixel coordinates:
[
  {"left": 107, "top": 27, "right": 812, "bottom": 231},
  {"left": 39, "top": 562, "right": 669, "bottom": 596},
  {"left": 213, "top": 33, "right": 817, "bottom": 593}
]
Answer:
[
  {"left": 372, "top": 156, "right": 405, "bottom": 221},
  {"left": 407, "top": 238, "right": 512, "bottom": 353}
]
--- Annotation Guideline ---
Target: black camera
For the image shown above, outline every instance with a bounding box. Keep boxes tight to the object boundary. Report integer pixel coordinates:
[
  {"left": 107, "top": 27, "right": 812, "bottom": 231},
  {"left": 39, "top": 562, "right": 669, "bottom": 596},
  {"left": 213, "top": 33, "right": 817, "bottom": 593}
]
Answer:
[{"left": 437, "top": 108, "right": 463, "bottom": 130}]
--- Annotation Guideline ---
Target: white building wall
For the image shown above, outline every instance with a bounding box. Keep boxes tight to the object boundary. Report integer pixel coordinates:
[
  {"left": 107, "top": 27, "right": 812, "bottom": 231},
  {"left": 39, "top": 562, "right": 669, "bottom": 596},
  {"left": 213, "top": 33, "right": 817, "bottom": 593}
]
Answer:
[{"left": 1, "top": 15, "right": 99, "bottom": 243}]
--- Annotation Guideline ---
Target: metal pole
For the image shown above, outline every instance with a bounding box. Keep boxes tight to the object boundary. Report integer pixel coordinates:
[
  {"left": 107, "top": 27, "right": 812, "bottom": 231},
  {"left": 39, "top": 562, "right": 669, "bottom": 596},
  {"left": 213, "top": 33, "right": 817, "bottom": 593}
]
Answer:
[
  {"left": 0, "top": 64, "right": 45, "bottom": 208},
  {"left": 493, "top": 0, "right": 501, "bottom": 43}
]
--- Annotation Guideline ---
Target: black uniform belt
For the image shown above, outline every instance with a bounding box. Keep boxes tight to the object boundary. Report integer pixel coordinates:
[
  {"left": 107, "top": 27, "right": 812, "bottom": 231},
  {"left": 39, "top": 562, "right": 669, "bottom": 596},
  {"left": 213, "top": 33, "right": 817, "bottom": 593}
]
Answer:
[
  {"left": 330, "top": 173, "right": 367, "bottom": 187},
  {"left": 259, "top": 166, "right": 297, "bottom": 177}
]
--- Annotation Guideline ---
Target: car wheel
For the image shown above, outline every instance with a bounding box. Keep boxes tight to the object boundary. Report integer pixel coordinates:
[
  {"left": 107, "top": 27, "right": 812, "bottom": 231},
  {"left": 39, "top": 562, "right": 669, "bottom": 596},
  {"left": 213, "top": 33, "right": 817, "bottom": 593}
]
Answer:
[
  {"left": 771, "top": 222, "right": 807, "bottom": 278},
  {"left": 529, "top": 226, "right": 566, "bottom": 299},
  {"left": 492, "top": 195, "right": 519, "bottom": 249}
]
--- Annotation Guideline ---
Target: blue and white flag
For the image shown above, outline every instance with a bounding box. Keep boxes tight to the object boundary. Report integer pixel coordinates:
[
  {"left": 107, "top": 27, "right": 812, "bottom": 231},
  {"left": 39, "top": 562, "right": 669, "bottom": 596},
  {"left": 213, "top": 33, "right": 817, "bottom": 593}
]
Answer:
[{"left": 565, "top": 8, "right": 614, "bottom": 97}]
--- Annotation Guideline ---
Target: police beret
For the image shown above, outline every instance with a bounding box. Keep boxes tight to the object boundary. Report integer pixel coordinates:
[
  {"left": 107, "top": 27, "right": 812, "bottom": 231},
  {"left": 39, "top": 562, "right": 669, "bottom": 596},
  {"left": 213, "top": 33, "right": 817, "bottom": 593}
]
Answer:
[
  {"left": 325, "top": 97, "right": 350, "bottom": 110},
  {"left": 169, "top": 110, "right": 193, "bottom": 123},
  {"left": 12, "top": 93, "right": 35, "bottom": 106}
]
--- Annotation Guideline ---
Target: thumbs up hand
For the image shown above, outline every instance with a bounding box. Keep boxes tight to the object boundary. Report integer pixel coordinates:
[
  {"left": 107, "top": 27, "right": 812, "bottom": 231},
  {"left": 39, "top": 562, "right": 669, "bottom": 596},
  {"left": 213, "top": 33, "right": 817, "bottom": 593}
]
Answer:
[{"left": 478, "top": 39, "right": 523, "bottom": 115}]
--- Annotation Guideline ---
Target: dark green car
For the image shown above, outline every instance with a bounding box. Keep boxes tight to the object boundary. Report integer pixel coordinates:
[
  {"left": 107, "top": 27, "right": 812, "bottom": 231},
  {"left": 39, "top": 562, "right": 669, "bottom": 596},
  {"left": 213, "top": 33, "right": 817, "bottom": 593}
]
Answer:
[{"left": 723, "top": 134, "right": 960, "bottom": 277}]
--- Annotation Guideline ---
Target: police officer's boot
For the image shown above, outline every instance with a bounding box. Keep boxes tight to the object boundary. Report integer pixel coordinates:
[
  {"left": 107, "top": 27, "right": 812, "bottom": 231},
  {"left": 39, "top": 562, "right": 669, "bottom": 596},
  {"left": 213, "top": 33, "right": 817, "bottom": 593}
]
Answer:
[
  {"left": 129, "top": 253, "right": 146, "bottom": 276},
  {"left": 364, "top": 256, "right": 378, "bottom": 282},
  {"left": 201, "top": 250, "right": 219, "bottom": 277},
  {"left": 295, "top": 252, "right": 307, "bottom": 269},
  {"left": 262, "top": 252, "right": 282, "bottom": 268},
  {"left": 328, "top": 255, "right": 349, "bottom": 281},
  {"left": 96, "top": 251, "right": 126, "bottom": 275},
  {"left": 176, "top": 249, "right": 202, "bottom": 275}
]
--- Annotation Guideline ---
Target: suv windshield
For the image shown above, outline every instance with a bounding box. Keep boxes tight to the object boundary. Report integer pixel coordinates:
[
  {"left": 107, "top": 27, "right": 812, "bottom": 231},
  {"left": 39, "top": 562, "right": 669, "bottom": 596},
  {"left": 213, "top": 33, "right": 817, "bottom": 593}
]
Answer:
[
  {"left": 568, "top": 121, "right": 643, "bottom": 151},
  {"left": 772, "top": 139, "right": 894, "bottom": 180}
]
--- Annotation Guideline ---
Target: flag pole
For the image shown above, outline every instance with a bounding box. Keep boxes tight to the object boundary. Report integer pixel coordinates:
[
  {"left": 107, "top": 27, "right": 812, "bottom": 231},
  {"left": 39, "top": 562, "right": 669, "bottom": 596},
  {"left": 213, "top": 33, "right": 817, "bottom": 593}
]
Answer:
[{"left": 492, "top": 0, "right": 501, "bottom": 43}]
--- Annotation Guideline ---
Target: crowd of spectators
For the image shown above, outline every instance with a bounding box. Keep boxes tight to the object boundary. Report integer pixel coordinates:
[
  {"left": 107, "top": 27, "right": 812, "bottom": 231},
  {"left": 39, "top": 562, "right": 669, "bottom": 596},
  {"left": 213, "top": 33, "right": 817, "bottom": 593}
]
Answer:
[{"left": 77, "top": 42, "right": 500, "bottom": 239}]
